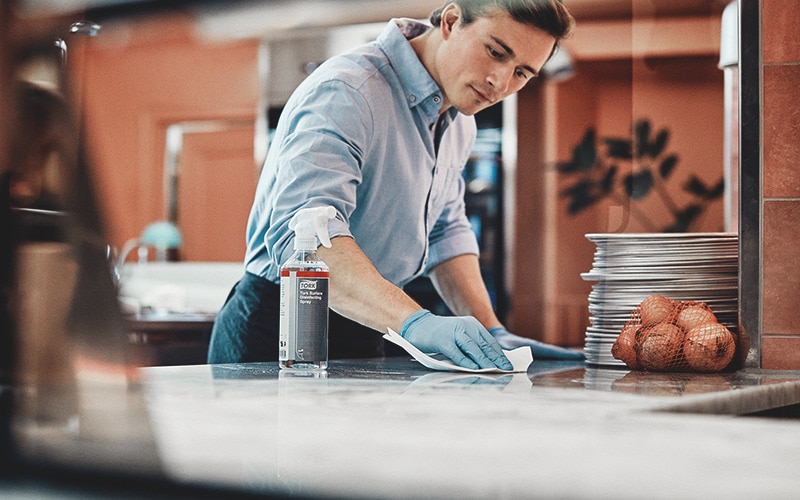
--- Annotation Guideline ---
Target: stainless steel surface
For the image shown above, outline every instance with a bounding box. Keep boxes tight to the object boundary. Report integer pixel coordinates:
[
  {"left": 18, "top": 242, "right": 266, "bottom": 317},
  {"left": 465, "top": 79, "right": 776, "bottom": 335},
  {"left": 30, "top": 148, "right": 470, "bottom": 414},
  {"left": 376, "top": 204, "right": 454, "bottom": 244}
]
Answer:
[{"left": 738, "top": 0, "right": 760, "bottom": 368}]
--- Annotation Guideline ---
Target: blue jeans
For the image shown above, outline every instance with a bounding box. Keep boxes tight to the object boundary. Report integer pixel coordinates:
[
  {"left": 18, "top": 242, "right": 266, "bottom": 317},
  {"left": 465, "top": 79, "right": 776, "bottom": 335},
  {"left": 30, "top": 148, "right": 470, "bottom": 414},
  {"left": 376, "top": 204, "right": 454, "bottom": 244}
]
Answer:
[{"left": 206, "top": 272, "right": 388, "bottom": 364}]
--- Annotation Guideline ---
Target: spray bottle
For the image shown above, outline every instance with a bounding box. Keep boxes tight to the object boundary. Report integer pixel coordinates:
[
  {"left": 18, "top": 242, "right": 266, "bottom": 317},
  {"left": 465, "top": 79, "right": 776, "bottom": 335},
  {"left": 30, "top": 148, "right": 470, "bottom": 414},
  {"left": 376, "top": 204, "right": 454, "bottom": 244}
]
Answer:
[{"left": 279, "top": 206, "right": 336, "bottom": 370}]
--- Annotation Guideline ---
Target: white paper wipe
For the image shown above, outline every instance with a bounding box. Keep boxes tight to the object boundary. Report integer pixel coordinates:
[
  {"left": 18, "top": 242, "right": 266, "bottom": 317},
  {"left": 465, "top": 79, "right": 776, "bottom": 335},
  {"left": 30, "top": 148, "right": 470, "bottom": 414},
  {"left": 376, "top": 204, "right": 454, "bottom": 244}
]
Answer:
[{"left": 384, "top": 328, "right": 532, "bottom": 373}]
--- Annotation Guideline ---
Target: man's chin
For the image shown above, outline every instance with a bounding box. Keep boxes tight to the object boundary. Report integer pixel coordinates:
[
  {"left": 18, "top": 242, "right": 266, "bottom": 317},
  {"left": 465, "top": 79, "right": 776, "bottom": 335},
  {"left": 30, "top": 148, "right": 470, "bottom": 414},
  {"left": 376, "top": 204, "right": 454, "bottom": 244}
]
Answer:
[{"left": 454, "top": 102, "right": 488, "bottom": 116}]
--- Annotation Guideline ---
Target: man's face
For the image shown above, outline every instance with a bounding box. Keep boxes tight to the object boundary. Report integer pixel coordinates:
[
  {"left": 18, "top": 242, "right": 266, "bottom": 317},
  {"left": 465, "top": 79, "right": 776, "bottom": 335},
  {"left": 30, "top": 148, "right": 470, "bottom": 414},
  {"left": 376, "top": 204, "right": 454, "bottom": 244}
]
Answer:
[{"left": 435, "top": 4, "right": 556, "bottom": 115}]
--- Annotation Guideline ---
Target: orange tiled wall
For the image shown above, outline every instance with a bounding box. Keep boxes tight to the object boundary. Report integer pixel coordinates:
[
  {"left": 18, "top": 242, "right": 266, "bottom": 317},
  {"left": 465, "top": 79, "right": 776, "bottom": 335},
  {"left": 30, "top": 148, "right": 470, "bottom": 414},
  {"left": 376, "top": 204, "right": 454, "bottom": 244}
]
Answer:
[{"left": 760, "top": 0, "right": 800, "bottom": 369}]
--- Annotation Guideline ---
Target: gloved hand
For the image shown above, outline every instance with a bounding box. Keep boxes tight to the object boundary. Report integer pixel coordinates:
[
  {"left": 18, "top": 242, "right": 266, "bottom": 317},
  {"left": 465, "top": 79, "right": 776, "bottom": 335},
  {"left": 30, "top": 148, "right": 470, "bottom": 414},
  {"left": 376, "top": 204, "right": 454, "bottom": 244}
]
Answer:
[
  {"left": 400, "top": 310, "right": 513, "bottom": 371},
  {"left": 489, "top": 327, "right": 585, "bottom": 361}
]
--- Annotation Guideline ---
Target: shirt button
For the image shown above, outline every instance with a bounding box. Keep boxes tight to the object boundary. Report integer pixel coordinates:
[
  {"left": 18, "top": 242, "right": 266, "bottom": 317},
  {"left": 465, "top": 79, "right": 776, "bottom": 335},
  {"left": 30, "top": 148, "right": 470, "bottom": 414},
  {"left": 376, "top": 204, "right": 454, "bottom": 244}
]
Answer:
[
  {"left": 433, "top": 95, "right": 441, "bottom": 103},
  {"left": 409, "top": 95, "right": 417, "bottom": 103}
]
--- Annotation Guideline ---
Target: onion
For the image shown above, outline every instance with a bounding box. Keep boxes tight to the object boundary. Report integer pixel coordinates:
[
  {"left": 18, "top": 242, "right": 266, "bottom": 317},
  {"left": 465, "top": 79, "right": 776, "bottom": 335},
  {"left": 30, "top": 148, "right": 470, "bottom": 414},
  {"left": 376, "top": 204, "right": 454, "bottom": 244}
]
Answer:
[
  {"left": 639, "top": 294, "right": 677, "bottom": 326},
  {"left": 683, "top": 323, "right": 735, "bottom": 372},
  {"left": 637, "top": 322, "right": 685, "bottom": 371},
  {"left": 612, "top": 324, "right": 640, "bottom": 369},
  {"left": 676, "top": 303, "right": 718, "bottom": 331}
]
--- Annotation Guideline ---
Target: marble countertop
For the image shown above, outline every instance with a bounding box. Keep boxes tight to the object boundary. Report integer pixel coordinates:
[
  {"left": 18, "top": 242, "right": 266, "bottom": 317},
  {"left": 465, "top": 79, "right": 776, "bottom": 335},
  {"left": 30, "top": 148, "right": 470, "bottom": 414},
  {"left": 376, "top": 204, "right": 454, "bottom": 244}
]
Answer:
[
  {"left": 8, "top": 355, "right": 800, "bottom": 498},
  {"left": 124, "top": 358, "right": 800, "bottom": 499}
]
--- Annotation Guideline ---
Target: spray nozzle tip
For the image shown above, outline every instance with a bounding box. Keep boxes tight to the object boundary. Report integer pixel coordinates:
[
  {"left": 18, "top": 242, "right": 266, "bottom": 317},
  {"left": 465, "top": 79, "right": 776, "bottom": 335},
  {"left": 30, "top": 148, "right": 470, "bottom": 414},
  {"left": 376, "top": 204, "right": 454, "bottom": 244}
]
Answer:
[{"left": 289, "top": 206, "right": 337, "bottom": 250}]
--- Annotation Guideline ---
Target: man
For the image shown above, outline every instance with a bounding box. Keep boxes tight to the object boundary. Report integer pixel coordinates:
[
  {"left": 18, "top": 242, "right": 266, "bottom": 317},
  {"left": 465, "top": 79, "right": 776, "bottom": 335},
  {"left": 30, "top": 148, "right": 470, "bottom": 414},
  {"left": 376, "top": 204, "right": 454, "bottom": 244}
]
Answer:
[{"left": 208, "top": 0, "right": 583, "bottom": 369}]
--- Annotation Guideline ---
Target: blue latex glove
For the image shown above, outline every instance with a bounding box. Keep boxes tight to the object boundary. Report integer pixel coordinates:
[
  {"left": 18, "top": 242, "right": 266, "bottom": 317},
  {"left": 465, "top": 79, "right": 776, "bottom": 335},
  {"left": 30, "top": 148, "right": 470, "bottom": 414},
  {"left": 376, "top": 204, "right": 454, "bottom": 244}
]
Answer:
[
  {"left": 400, "top": 310, "right": 513, "bottom": 371},
  {"left": 489, "top": 327, "right": 585, "bottom": 361}
]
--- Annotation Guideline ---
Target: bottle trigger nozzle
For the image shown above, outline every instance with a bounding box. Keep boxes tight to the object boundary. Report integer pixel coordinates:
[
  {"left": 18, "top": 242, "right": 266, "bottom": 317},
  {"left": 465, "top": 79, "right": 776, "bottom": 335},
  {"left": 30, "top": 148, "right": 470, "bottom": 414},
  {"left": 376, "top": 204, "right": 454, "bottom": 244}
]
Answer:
[{"left": 289, "top": 206, "right": 337, "bottom": 250}]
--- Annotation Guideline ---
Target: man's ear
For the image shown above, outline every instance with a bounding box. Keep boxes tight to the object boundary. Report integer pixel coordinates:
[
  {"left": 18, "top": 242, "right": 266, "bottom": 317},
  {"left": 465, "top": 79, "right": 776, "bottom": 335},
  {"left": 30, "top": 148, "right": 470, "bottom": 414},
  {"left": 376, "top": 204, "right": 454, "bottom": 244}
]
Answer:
[{"left": 440, "top": 3, "right": 461, "bottom": 40}]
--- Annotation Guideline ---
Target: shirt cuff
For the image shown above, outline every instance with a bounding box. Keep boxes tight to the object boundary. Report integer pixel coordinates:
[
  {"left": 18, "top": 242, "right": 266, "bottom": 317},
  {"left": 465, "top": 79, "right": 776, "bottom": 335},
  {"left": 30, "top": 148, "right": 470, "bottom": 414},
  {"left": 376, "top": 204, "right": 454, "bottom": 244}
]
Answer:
[
  {"left": 426, "top": 228, "right": 480, "bottom": 271},
  {"left": 327, "top": 216, "right": 353, "bottom": 242}
]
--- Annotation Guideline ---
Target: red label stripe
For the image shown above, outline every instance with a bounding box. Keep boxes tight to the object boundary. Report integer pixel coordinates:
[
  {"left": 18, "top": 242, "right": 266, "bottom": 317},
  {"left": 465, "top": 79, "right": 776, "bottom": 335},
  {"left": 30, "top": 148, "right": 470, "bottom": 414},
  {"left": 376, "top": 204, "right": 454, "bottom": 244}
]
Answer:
[{"left": 280, "top": 270, "right": 330, "bottom": 278}]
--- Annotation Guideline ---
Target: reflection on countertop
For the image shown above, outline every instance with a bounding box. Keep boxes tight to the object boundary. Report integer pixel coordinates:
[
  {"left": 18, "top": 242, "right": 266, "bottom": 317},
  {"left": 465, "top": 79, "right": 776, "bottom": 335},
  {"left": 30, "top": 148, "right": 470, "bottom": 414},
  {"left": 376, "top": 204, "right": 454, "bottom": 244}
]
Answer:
[
  {"left": 530, "top": 361, "right": 800, "bottom": 415},
  {"left": 130, "top": 358, "right": 800, "bottom": 499},
  {"left": 123, "top": 311, "right": 215, "bottom": 367},
  {"left": 10, "top": 350, "right": 800, "bottom": 499},
  {"left": 530, "top": 361, "right": 793, "bottom": 397}
]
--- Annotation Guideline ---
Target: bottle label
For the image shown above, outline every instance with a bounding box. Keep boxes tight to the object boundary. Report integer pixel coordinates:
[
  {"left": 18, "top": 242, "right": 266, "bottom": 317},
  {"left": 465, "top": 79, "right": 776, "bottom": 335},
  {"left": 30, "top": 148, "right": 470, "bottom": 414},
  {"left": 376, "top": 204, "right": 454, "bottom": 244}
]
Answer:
[{"left": 279, "top": 270, "right": 329, "bottom": 363}]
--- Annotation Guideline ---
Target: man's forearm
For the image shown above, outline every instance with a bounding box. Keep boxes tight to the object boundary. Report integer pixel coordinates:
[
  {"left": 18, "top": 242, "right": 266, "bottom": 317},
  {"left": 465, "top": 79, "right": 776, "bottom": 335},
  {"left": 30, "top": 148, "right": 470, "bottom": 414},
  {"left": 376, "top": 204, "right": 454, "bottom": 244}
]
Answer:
[
  {"left": 427, "top": 253, "right": 501, "bottom": 330},
  {"left": 317, "top": 236, "right": 422, "bottom": 334}
]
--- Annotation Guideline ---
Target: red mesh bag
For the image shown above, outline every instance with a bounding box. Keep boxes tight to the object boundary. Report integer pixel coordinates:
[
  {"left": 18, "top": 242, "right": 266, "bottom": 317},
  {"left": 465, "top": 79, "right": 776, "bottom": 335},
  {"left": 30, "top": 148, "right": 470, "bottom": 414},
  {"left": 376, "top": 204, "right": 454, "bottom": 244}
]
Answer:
[{"left": 611, "top": 295, "right": 737, "bottom": 373}]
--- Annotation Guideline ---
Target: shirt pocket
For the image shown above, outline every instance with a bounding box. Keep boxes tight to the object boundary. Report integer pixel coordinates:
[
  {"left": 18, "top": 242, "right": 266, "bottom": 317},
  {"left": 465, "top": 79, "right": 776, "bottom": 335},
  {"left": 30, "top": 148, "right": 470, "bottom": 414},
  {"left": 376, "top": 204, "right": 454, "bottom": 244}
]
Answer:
[{"left": 428, "top": 159, "right": 464, "bottom": 222}]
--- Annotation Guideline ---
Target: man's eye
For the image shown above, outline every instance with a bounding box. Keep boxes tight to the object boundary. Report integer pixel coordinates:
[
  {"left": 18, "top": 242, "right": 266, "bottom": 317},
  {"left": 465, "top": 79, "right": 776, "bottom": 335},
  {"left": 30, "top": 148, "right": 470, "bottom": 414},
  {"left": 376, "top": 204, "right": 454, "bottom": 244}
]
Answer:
[
  {"left": 516, "top": 69, "right": 532, "bottom": 80},
  {"left": 488, "top": 47, "right": 503, "bottom": 58}
]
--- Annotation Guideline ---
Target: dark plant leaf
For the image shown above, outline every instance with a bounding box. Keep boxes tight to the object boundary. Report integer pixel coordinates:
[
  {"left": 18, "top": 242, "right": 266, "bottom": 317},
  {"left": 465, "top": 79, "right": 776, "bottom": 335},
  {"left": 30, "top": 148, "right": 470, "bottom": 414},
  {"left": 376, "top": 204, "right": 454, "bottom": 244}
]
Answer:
[
  {"left": 663, "top": 221, "right": 689, "bottom": 233},
  {"left": 634, "top": 119, "right": 651, "bottom": 159},
  {"left": 623, "top": 170, "right": 653, "bottom": 200},
  {"left": 567, "top": 195, "right": 598, "bottom": 214},
  {"left": 684, "top": 176, "right": 726, "bottom": 200},
  {"left": 683, "top": 175, "right": 710, "bottom": 197},
  {"left": 659, "top": 154, "right": 679, "bottom": 179},
  {"left": 560, "top": 180, "right": 602, "bottom": 214},
  {"left": 648, "top": 129, "right": 670, "bottom": 157},
  {"left": 572, "top": 129, "right": 597, "bottom": 171},
  {"left": 556, "top": 160, "right": 580, "bottom": 173},
  {"left": 707, "top": 178, "right": 725, "bottom": 199},
  {"left": 560, "top": 179, "right": 595, "bottom": 198},
  {"left": 663, "top": 204, "right": 703, "bottom": 232},
  {"left": 663, "top": 222, "right": 688, "bottom": 232},
  {"left": 601, "top": 165, "right": 617, "bottom": 193},
  {"left": 605, "top": 138, "right": 632, "bottom": 160},
  {"left": 678, "top": 204, "right": 703, "bottom": 221}
]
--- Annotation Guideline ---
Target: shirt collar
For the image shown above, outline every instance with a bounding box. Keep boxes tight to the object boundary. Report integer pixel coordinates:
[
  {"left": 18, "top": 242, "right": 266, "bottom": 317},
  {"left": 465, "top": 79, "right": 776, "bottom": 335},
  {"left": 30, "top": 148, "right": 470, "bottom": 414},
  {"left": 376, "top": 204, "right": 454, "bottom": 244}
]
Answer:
[{"left": 377, "top": 18, "right": 444, "bottom": 114}]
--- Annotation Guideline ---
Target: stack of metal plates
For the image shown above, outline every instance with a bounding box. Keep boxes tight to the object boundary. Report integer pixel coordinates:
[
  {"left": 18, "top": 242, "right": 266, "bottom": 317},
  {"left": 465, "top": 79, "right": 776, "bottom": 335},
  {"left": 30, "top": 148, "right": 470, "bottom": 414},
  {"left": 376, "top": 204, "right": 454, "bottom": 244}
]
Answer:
[{"left": 581, "top": 233, "right": 739, "bottom": 368}]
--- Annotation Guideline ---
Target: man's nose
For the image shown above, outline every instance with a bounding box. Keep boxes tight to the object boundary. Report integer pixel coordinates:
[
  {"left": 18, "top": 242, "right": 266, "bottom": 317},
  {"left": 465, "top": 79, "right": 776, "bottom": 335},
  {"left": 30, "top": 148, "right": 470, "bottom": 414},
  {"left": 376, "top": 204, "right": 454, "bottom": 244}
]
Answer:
[{"left": 486, "top": 65, "right": 513, "bottom": 94}]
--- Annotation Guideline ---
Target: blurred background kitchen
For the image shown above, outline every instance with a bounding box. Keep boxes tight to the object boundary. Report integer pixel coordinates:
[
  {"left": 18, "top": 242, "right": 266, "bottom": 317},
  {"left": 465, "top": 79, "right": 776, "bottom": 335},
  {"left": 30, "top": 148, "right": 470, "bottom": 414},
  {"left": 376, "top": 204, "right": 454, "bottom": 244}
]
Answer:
[
  {"left": 2, "top": 0, "right": 797, "bottom": 369},
  {"left": 6, "top": 0, "right": 800, "bottom": 497}
]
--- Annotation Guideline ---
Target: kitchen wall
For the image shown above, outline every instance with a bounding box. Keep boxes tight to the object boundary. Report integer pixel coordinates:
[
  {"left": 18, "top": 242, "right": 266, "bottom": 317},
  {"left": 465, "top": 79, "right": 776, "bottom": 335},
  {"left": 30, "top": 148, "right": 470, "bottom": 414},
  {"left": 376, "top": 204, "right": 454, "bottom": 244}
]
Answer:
[
  {"left": 68, "top": 12, "right": 261, "bottom": 262},
  {"left": 68, "top": 12, "right": 420, "bottom": 263},
  {"left": 758, "top": 0, "right": 800, "bottom": 369},
  {"left": 509, "top": 9, "right": 727, "bottom": 347}
]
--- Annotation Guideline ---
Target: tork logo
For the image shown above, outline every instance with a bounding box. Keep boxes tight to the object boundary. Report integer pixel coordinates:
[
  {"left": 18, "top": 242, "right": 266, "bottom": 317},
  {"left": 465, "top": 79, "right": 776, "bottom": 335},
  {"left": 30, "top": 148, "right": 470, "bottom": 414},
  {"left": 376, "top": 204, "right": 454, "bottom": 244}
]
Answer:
[{"left": 299, "top": 280, "right": 317, "bottom": 290}]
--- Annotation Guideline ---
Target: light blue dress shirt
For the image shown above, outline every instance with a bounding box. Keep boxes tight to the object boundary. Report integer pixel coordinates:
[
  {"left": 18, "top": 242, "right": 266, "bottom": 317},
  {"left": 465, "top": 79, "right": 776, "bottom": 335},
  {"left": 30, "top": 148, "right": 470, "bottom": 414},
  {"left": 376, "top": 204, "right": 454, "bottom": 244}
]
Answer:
[{"left": 245, "top": 19, "right": 480, "bottom": 287}]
